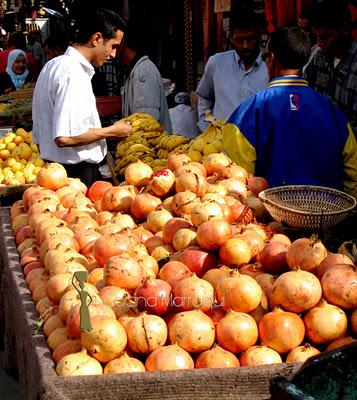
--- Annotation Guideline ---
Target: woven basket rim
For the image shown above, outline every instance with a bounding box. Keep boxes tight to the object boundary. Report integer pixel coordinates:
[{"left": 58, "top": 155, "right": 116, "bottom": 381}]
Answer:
[{"left": 258, "top": 185, "right": 357, "bottom": 216}]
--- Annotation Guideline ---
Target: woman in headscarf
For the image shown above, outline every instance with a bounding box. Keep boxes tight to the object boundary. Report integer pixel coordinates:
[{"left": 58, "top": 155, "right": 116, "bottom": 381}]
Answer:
[{"left": 0, "top": 49, "right": 32, "bottom": 95}]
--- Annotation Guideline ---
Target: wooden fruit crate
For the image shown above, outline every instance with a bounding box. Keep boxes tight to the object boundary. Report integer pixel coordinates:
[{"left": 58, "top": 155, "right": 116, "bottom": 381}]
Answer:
[
  {"left": 0, "top": 208, "right": 300, "bottom": 400},
  {"left": 0, "top": 184, "right": 33, "bottom": 207}
]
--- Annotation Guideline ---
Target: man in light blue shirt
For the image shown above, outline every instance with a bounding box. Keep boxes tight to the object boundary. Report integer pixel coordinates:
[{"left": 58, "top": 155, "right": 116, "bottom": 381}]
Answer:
[{"left": 196, "top": 9, "right": 269, "bottom": 132}]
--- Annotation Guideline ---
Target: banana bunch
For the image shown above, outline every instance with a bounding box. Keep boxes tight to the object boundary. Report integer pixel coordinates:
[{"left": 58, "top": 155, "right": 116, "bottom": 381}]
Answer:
[
  {"left": 183, "top": 112, "right": 226, "bottom": 162},
  {"left": 115, "top": 113, "right": 190, "bottom": 176},
  {"left": 115, "top": 140, "right": 155, "bottom": 175},
  {"left": 150, "top": 158, "right": 167, "bottom": 172}
]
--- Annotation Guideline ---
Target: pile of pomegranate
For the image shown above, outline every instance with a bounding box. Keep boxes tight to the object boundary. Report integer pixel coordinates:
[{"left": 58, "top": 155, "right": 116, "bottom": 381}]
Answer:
[{"left": 10, "top": 155, "right": 357, "bottom": 376}]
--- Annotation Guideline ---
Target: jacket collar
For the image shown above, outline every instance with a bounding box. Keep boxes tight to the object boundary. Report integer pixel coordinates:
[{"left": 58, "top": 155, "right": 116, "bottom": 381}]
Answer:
[{"left": 268, "top": 75, "right": 309, "bottom": 88}]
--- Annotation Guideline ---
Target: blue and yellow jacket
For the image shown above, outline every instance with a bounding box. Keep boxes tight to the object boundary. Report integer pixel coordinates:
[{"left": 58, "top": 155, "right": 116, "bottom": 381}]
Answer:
[{"left": 222, "top": 76, "right": 357, "bottom": 199}]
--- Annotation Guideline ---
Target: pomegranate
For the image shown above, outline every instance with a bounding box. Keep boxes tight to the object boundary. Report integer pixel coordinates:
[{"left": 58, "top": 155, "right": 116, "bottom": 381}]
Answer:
[
  {"left": 219, "top": 237, "right": 252, "bottom": 266},
  {"left": 104, "top": 255, "right": 143, "bottom": 290},
  {"left": 166, "top": 153, "right": 191, "bottom": 171},
  {"left": 321, "top": 264, "right": 357, "bottom": 309},
  {"left": 303, "top": 300, "right": 347, "bottom": 344},
  {"left": 173, "top": 274, "right": 214, "bottom": 312},
  {"left": 270, "top": 269, "right": 322, "bottom": 313},
  {"left": 239, "top": 345, "right": 282, "bottom": 366},
  {"left": 317, "top": 253, "right": 354, "bottom": 280},
  {"left": 145, "top": 344, "right": 194, "bottom": 371},
  {"left": 158, "top": 261, "right": 192, "bottom": 287},
  {"left": 216, "top": 270, "right": 262, "bottom": 313},
  {"left": 195, "top": 344, "right": 240, "bottom": 368},
  {"left": 147, "top": 168, "right": 176, "bottom": 197},
  {"left": 134, "top": 277, "right": 172, "bottom": 315},
  {"left": 258, "top": 241, "right": 289, "bottom": 274},
  {"left": 56, "top": 349, "right": 102, "bottom": 376},
  {"left": 326, "top": 336, "right": 357, "bottom": 351},
  {"left": 125, "top": 313, "right": 167, "bottom": 353},
  {"left": 286, "top": 343, "right": 320, "bottom": 363},
  {"left": 81, "top": 315, "right": 127, "bottom": 362},
  {"left": 216, "top": 310, "right": 258, "bottom": 353},
  {"left": 247, "top": 176, "right": 269, "bottom": 196},
  {"left": 258, "top": 308, "right": 305, "bottom": 353},
  {"left": 202, "top": 153, "right": 231, "bottom": 176},
  {"left": 175, "top": 172, "right": 208, "bottom": 196},
  {"left": 168, "top": 309, "right": 215, "bottom": 353},
  {"left": 286, "top": 237, "right": 327, "bottom": 273},
  {"left": 171, "top": 246, "right": 217, "bottom": 276},
  {"left": 130, "top": 193, "right": 162, "bottom": 222},
  {"left": 162, "top": 218, "right": 192, "bottom": 244},
  {"left": 87, "top": 181, "right": 113, "bottom": 203},
  {"left": 36, "top": 163, "right": 68, "bottom": 190},
  {"left": 196, "top": 219, "right": 232, "bottom": 251},
  {"left": 53, "top": 340, "right": 83, "bottom": 364},
  {"left": 104, "top": 352, "right": 146, "bottom": 374},
  {"left": 125, "top": 160, "right": 153, "bottom": 187}
]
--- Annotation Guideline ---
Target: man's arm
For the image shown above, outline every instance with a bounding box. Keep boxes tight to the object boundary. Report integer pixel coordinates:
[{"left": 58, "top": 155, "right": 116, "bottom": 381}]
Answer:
[
  {"left": 55, "top": 119, "right": 131, "bottom": 147},
  {"left": 196, "top": 58, "right": 215, "bottom": 132},
  {"left": 342, "top": 124, "right": 357, "bottom": 200}
]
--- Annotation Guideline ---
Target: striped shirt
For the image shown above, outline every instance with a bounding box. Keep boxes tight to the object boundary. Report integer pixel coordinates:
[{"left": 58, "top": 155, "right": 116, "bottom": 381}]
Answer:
[{"left": 304, "top": 41, "right": 357, "bottom": 136}]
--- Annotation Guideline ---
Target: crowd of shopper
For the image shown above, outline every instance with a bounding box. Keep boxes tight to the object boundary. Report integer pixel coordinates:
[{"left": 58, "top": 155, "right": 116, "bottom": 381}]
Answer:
[{"left": 0, "top": 0, "right": 355, "bottom": 195}]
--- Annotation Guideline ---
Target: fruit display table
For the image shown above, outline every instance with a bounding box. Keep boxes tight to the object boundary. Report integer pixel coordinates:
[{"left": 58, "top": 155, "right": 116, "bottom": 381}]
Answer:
[{"left": 0, "top": 207, "right": 300, "bottom": 400}]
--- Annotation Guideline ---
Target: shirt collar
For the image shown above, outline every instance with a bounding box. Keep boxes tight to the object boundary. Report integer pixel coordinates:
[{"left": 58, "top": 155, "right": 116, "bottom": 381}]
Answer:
[
  {"left": 65, "top": 46, "right": 95, "bottom": 78},
  {"left": 234, "top": 50, "right": 264, "bottom": 69}
]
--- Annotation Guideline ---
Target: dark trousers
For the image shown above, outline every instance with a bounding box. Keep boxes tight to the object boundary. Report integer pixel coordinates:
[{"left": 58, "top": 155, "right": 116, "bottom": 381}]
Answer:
[
  {"left": 41, "top": 161, "right": 103, "bottom": 187},
  {"left": 62, "top": 161, "right": 103, "bottom": 187}
]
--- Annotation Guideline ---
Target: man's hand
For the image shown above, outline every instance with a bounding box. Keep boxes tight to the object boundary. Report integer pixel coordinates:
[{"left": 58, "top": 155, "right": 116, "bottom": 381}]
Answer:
[{"left": 112, "top": 119, "right": 132, "bottom": 138}]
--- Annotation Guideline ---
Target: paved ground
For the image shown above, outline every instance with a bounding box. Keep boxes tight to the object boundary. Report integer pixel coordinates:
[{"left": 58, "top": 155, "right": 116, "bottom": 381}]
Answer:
[{"left": 0, "top": 350, "right": 22, "bottom": 399}]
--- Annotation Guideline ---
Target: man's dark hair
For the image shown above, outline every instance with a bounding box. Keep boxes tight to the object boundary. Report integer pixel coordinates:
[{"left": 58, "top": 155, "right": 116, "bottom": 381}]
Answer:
[
  {"left": 268, "top": 26, "right": 311, "bottom": 69},
  {"left": 310, "top": 0, "right": 351, "bottom": 29},
  {"left": 230, "top": 8, "right": 264, "bottom": 31},
  {"left": 8, "top": 32, "right": 26, "bottom": 50},
  {"left": 70, "top": 8, "right": 126, "bottom": 44},
  {"left": 43, "top": 34, "right": 68, "bottom": 52},
  {"left": 298, "top": 10, "right": 312, "bottom": 21}
]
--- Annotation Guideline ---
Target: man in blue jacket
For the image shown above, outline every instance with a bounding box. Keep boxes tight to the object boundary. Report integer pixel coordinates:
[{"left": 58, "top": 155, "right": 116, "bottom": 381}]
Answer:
[{"left": 222, "top": 26, "right": 357, "bottom": 199}]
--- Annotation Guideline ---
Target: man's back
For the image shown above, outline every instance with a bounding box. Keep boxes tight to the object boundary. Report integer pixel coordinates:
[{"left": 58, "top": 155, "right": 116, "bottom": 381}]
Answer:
[{"left": 223, "top": 76, "right": 353, "bottom": 190}]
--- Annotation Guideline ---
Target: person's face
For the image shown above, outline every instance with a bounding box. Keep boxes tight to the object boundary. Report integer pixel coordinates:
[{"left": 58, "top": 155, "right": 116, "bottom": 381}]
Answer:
[
  {"left": 298, "top": 18, "right": 310, "bottom": 31},
  {"left": 230, "top": 28, "right": 260, "bottom": 64},
  {"left": 262, "top": 42, "right": 274, "bottom": 80},
  {"left": 44, "top": 45, "right": 64, "bottom": 61},
  {"left": 92, "top": 29, "right": 124, "bottom": 67},
  {"left": 44, "top": 45, "right": 56, "bottom": 60},
  {"left": 12, "top": 55, "right": 27, "bottom": 75},
  {"left": 312, "top": 26, "right": 344, "bottom": 56}
]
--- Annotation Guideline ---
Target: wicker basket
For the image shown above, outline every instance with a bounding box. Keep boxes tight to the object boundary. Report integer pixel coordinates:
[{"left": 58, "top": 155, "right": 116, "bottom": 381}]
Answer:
[{"left": 258, "top": 185, "right": 356, "bottom": 230}]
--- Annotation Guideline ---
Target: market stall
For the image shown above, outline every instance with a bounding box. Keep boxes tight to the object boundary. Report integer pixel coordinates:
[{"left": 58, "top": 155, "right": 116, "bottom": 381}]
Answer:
[{"left": 0, "top": 206, "right": 299, "bottom": 399}]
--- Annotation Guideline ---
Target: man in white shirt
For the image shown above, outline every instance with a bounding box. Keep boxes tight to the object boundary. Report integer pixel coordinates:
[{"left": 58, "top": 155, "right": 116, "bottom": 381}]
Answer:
[
  {"left": 32, "top": 8, "right": 132, "bottom": 186},
  {"left": 196, "top": 9, "right": 269, "bottom": 132}
]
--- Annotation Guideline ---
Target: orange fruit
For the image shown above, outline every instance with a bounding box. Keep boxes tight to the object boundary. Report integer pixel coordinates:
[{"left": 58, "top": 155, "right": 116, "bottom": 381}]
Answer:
[
  {"left": 0, "top": 149, "right": 10, "bottom": 160},
  {"left": 13, "top": 136, "right": 24, "bottom": 145},
  {"left": 6, "top": 142, "right": 16, "bottom": 151}
]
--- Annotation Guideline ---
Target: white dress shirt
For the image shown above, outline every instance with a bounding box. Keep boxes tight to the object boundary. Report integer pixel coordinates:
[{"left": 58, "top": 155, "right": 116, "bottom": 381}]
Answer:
[
  {"left": 196, "top": 50, "right": 269, "bottom": 131},
  {"left": 32, "top": 46, "right": 106, "bottom": 164}
]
